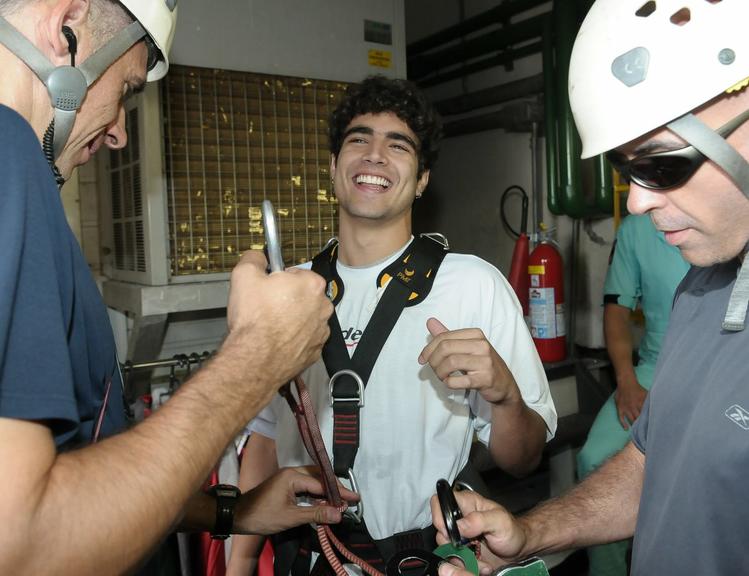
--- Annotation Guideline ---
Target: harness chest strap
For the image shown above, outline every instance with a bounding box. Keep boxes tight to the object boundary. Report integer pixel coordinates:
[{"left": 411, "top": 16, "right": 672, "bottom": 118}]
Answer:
[{"left": 311, "top": 234, "right": 449, "bottom": 478}]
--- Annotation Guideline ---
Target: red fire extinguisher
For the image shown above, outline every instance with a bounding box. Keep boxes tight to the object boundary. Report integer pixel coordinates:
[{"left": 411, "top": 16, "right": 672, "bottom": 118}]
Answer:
[{"left": 528, "top": 226, "right": 567, "bottom": 363}]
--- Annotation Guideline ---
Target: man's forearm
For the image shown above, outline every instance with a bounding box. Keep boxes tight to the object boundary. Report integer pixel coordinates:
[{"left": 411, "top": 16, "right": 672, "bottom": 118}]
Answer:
[
  {"left": 604, "top": 304, "right": 638, "bottom": 386},
  {"left": 488, "top": 397, "right": 547, "bottom": 477},
  {"left": 518, "top": 442, "right": 644, "bottom": 557},
  {"left": 4, "top": 334, "right": 279, "bottom": 576}
]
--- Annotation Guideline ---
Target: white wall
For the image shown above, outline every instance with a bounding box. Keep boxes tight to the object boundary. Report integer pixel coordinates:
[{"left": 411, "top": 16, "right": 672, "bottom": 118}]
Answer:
[{"left": 171, "top": 0, "right": 406, "bottom": 82}]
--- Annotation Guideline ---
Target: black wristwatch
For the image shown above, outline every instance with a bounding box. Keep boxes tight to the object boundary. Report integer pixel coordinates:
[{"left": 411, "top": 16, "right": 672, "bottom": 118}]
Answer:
[{"left": 207, "top": 483, "right": 241, "bottom": 540}]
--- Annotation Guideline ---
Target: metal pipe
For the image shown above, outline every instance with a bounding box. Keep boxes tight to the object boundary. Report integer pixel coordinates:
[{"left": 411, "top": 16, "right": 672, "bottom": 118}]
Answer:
[
  {"left": 418, "top": 41, "right": 542, "bottom": 88},
  {"left": 443, "top": 100, "right": 543, "bottom": 138},
  {"left": 122, "top": 352, "right": 212, "bottom": 372},
  {"left": 531, "top": 122, "right": 543, "bottom": 234},
  {"left": 408, "top": 14, "right": 546, "bottom": 81},
  {"left": 542, "top": 14, "right": 562, "bottom": 216},
  {"left": 407, "top": 0, "right": 548, "bottom": 57},
  {"left": 568, "top": 218, "right": 581, "bottom": 356},
  {"left": 434, "top": 73, "right": 544, "bottom": 116}
]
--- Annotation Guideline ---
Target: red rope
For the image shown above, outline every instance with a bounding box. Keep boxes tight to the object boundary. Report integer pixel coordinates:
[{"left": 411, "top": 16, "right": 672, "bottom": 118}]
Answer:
[
  {"left": 282, "top": 376, "right": 388, "bottom": 576},
  {"left": 320, "top": 524, "right": 385, "bottom": 576}
]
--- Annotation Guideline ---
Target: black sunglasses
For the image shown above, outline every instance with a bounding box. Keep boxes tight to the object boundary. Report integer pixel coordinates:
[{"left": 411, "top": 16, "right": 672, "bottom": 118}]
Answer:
[
  {"left": 143, "top": 35, "right": 161, "bottom": 72},
  {"left": 606, "top": 108, "right": 749, "bottom": 190}
]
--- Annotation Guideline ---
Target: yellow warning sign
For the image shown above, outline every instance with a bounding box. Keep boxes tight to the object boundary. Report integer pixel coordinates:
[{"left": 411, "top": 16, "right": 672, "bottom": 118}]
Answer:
[
  {"left": 368, "top": 49, "right": 392, "bottom": 69},
  {"left": 528, "top": 265, "right": 546, "bottom": 275}
]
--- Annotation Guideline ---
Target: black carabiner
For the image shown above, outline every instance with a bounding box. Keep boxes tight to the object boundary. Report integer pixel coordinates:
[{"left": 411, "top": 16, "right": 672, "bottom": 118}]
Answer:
[
  {"left": 436, "top": 478, "right": 463, "bottom": 547},
  {"left": 386, "top": 549, "right": 444, "bottom": 576}
]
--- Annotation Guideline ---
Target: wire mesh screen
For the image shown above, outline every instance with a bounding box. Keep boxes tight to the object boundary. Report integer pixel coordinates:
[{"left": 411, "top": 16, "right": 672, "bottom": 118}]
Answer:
[{"left": 162, "top": 65, "right": 349, "bottom": 276}]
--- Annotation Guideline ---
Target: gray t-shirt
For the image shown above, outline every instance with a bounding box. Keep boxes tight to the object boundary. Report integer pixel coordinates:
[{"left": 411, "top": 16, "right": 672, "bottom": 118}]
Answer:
[{"left": 631, "top": 259, "right": 749, "bottom": 575}]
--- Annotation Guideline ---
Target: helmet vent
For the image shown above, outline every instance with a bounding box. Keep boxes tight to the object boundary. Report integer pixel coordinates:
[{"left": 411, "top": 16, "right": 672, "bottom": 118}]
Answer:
[
  {"left": 635, "top": 1, "right": 656, "bottom": 17},
  {"left": 670, "top": 8, "right": 691, "bottom": 26}
]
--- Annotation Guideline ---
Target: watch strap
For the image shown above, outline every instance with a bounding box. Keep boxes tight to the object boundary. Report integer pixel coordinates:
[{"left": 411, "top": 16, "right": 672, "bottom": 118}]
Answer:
[{"left": 208, "top": 483, "right": 240, "bottom": 540}]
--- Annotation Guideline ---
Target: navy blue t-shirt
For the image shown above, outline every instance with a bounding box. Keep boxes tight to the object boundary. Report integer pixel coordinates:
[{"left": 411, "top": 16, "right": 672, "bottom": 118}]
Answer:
[{"left": 0, "top": 105, "right": 126, "bottom": 448}]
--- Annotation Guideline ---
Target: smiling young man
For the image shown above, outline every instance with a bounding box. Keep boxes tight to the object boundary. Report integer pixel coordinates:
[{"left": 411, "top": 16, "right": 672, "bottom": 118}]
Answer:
[
  {"left": 227, "top": 75, "right": 556, "bottom": 576},
  {"left": 430, "top": 2, "right": 749, "bottom": 575},
  {"left": 0, "top": 1, "right": 345, "bottom": 574}
]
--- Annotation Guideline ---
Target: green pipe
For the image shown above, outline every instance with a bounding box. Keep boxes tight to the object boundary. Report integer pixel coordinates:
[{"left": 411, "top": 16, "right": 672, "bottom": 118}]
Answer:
[
  {"left": 554, "top": 0, "right": 587, "bottom": 219},
  {"left": 594, "top": 154, "right": 614, "bottom": 213},
  {"left": 543, "top": 15, "right": 562, "bottom": 216}
]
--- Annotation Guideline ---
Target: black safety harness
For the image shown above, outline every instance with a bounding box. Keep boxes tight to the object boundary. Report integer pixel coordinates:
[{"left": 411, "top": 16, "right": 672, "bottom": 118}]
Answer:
[{"left": 274, "top": 234, "right": 450, "bottom": 576}]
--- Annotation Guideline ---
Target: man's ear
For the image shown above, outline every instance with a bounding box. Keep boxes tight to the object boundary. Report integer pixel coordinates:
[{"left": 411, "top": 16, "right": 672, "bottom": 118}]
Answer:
[
  {"left": 415, "top": 170, "right": 430, "bottom": 199},
  {"left": 45, "top": 0, "right": 90, "bottom": 62},
  {"left": 329, "top": 154, "right": 338, "bottom": 196},
  {"left": 330, "top": 154, "right": 338, "bottom": 179}
]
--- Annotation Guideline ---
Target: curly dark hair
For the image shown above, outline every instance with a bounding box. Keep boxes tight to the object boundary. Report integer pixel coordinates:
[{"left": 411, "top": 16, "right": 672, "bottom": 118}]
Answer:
[{"left": 329, "top": 75, "right": 443, "bottom": 177}]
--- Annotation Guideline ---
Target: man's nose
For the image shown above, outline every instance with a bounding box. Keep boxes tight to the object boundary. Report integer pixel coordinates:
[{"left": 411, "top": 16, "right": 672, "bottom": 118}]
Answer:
[
  {"left": 626, "top": 183, "right": 665, "bottom": 215},
  {"left": 105, "top": 106, "right": 128, "bottom": 150},
  {"left": 363, "top": 139, "right": 386, "bottom": 164}
]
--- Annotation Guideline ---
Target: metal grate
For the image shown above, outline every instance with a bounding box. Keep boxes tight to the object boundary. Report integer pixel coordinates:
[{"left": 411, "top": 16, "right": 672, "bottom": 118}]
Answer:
[
  {"left": 109, "top": 107, "right": 146, "bottom": 273},
  {"left": 162, "top": 65, "right": 348, "bottom": 276}
]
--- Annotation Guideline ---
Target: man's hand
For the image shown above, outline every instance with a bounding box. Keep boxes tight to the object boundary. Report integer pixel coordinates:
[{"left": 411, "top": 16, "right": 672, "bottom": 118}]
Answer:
[
  {"left": 233, "top": 467, "right": 359, "bottom": 535},
  {"left": 614, "top": 375, "right": 647, "bottom": 430},
  {"left": 418, "top": 318, "right": 520, "bottom": 405},
  {"left": 431, "top": 490, "right": 526, "bottom": 575},
  {"left": 226, "top": 251, "right": 333, "bottom": 386}
]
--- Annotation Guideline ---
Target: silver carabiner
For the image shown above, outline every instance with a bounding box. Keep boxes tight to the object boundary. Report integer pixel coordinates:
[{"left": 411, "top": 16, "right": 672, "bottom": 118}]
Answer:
[
  {"left": 261, "top": 199, "right": 285, "bottom": 273},
  {"left": 343, "top": 467, "right": 364, "bottom": 523},
  {"left": 329, "top": 369, "right": 365, "bottom": 407}
]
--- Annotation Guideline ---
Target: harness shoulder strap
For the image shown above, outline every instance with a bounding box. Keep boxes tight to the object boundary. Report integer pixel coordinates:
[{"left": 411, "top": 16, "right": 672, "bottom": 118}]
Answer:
[{"left": 311, "top": 235, "right": 449, "bottom": 476}]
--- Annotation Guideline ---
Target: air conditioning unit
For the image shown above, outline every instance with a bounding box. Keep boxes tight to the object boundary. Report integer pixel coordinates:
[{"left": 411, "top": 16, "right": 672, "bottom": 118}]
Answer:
[{"left": 100, "top": 67, "right": 356, "bottom": 326}]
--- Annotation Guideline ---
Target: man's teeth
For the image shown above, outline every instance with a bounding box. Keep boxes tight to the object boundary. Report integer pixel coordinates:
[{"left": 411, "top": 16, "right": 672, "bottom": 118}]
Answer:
[{"left": 356, "top": 174, "right": 391, "bottom": 188}]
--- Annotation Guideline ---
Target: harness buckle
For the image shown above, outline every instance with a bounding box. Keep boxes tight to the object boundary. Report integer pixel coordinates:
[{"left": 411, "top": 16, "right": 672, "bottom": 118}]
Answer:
[
  {"left": 329, "top": 369, "right": 365, "bottom": 407},
  {"left": 343, "top": 467, "right": 364, "bottom": 523},
  {"left": 419, "top": 232, "right": 450, "bottom": 250}
]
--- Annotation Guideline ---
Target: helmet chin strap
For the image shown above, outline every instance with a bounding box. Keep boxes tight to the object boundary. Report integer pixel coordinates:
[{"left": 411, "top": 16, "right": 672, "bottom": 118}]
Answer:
[
  {"left": 0, "top": 16, "right": 147, "bottom": 185},
  {"left": 667, "top": 112, "right": 749, "bottom": 331}
]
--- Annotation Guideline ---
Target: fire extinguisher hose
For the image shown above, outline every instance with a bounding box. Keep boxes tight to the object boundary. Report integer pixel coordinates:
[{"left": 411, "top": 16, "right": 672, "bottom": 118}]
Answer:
[{"left": 500, "top": 185, "right": 528, "bottom": 238}]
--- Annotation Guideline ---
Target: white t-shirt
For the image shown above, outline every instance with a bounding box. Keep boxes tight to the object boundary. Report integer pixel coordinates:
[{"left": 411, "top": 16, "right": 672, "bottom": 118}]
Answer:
[{"left": 250, "top": 240, "right": 556, "bottom": 540}]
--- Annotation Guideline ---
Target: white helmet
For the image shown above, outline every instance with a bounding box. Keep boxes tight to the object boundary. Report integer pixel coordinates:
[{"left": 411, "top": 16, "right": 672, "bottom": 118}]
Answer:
[
  {"left": 121, "top": 0, "right": 178, "bottom": 82},
  {"left": 569, "top": 0, "right": 749, "bottom": 159}
]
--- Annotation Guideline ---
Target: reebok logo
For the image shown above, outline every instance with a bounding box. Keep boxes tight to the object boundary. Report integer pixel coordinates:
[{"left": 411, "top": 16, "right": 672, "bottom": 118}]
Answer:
[{"left": 725, "top": 404, "right": 749, "bottom": 430}]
